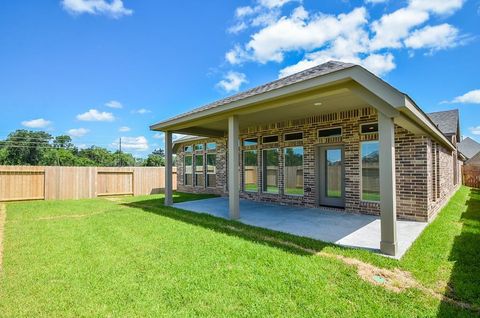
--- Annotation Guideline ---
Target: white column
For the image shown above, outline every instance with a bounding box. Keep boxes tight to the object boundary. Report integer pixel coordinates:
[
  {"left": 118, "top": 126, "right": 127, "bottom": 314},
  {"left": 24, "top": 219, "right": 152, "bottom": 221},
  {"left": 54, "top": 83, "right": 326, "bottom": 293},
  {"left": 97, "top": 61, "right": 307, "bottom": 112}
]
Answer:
[
  {"left": 164, "top": 131, "right": 173, "bottom": 206},
  {"left": 378, "top": 112, "right": 398, "bottom": 256},
  {"left": 228, "top": 115, "right": 240, "bottom": 219}
]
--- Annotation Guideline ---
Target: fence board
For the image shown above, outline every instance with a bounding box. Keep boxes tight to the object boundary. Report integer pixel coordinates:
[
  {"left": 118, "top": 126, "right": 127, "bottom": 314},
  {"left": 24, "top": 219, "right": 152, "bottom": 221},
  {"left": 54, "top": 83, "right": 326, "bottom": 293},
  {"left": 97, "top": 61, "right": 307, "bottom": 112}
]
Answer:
[
  {"left": 0, "top": 166, "right": 177, "bottom": 202},
  {"left": 463, "top": 165, "right": 480, "bottom": 188}
]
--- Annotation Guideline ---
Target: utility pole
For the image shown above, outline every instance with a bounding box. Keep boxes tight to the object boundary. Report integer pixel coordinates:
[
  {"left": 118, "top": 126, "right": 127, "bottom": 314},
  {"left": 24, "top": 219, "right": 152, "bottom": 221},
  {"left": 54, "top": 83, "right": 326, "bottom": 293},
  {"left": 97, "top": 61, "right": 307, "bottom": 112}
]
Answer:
[{"left": 119, "top": 137, "right": 122, "bottom": 167}]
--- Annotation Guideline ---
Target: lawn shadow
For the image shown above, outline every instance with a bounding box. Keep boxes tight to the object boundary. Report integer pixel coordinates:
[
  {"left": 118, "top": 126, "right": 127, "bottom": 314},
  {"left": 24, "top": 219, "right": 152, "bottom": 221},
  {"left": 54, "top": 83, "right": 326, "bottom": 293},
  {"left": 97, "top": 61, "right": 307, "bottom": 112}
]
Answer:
[
  {"left": 436, "top": 188, "right": 480, "bottom": 317},
  {"left": 122, "top": 194, "right": 339, "bottom": 258}
]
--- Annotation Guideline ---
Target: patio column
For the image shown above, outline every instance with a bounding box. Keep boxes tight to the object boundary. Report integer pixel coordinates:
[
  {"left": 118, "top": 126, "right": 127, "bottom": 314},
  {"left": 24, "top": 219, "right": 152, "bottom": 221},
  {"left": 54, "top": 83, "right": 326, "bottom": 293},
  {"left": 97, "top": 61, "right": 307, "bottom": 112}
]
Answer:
[
  {"left": 228, "top": 115, "right": 240, "bottom": 219},
  {"left": 164, "top": 131, "right": 173, "bottom": 206},
  {"left": 378, "top": 112, "right": 398, "bottom": 256}
]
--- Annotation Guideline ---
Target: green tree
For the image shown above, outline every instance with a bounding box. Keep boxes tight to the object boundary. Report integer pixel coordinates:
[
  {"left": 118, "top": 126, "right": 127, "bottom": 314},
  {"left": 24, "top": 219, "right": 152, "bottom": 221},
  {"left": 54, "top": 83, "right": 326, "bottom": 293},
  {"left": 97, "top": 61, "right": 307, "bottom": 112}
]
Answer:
[
  {"left": 113, "top": 150, "right": 136, "bottom": 167},
  {"left": 53, "top": 135, "right": 74, "bottom": 149},
  {"left": 41, "top": 148, "right": 80, "bottom": 166},
  {"left": 2, "top": 130, "right": 52, "bottom": 165},
  {"left": 78, "top": 146, "right": 115, "bottom": 166},
  {"left": 144, "top": 148, "right": 165, "bottom": 166}
]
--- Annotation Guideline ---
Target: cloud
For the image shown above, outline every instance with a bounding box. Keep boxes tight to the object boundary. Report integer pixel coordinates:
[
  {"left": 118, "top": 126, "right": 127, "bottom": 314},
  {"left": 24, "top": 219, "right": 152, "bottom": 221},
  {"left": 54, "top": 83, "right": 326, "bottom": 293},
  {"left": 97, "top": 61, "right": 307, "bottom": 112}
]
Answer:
[
  {"left": 118, "top": 126, "right": 131, "bottom": 132},
  {"left": 77, "top": 109, "right": 115, "bottom": 121},
  {"left": 61, "top": 0, "right": 133, "bottom": 19},
  {"left": 112, "top": 136, "right": 149, "bottom": 151},
  {"left": 365, "top": 0, "right": 388, "bottom": 3},
  {"left": 132, "top": 108, "right": 152, "bottom": 114},
  {"left": 105, "top": 100, "right": 123, "bottom": 109},
  {"left": 153, "top": 132, "right": 164, "bottom": 140},
  {"left": 470, "top": 126, "right": 480, "bottom": 135},
  {"left": 217, "top": 72, "right": 248, "bottom": 92},
  {"left": 258, "top": 0, "right": 296, "bottom": 9},
  {"left": 21, "top": 118, "right": 52, "bottom": 129},
  {"left": 67, "top": 128, "right": 90, "bottom": 137},
  {"left": 404, "top": 23, "right": 468, "bottom": 53},
  {"left": 224, "top": 0, "right": 467, "bottom": 79},
  {"left": 445, "top": 89, "right": 480, "bottom": 104}
]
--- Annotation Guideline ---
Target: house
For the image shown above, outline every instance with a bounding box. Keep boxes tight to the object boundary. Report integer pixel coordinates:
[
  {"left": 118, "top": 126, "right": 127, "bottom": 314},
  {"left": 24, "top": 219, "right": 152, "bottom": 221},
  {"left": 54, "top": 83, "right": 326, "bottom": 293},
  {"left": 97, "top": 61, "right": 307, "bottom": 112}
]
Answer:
[
  {"left": 458, "top": 137, "right": 480, "bottom": 163},
  {"left": 151, "top": 61, "right": 463, "bottom": 256}
]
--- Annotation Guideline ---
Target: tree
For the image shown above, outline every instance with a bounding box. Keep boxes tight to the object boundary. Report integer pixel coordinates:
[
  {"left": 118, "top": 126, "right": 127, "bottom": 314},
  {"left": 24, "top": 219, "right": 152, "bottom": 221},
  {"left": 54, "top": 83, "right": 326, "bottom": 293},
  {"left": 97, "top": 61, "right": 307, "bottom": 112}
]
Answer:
[
  {"left": 78, "top": 146, "right": 115, "bottom": 166},
  {"left": 144, "top": 148, "right": 165, "bottom": 166},
  {"left": 113, "top": 150, "right": 136, "bottom": 167},
  {"left": 53, "top": 135, "right": 74, "bottom": 149},
  {"left": 2, "top": 130, "right": 52, "bottom": 165},
  {"left": 41, "top": 148, "right": 80, "bottom": 166}
]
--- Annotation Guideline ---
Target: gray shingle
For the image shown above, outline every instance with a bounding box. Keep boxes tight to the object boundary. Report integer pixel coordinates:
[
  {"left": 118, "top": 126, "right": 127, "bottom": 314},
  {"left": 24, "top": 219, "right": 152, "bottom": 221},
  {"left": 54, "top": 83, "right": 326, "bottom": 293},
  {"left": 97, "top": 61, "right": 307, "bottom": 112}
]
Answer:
[
  {"left": 427, "top": 109, "right": 459, "bottom": 136},
  {"left": 458, "top": 137, "right": 480, "bottom": 159},
  {"left": 159, "top": 61, "right": 355, "bottom": 125}
]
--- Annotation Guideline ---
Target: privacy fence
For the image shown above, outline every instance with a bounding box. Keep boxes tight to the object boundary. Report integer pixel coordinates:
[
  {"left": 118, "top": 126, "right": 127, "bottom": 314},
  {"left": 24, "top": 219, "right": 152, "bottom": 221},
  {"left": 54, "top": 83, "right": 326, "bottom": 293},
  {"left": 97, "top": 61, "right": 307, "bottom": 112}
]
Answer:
[
  {"left": 0, "top": 166, "right": 177, "bottom": 202},
  {"left": 463, "top": 165, "right": 480, "bottom": 189}
]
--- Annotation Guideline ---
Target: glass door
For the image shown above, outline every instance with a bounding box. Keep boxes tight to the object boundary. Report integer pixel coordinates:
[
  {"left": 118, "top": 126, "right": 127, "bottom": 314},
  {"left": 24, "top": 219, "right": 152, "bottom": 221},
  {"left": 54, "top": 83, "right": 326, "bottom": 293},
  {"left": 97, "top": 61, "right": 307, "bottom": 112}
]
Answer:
[{"left": 319, "top": 146, "right": 345, "bottom": 208}]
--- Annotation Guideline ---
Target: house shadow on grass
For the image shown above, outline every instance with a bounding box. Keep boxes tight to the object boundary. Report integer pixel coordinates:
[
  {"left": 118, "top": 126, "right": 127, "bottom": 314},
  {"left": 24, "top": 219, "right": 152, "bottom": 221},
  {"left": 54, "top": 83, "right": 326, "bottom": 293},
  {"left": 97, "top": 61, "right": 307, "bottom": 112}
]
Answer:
[
  {"left": 436, "top": 188, "right": 480, "bottom": 317},
  {"left": 122, "top": 194, "right": 338, "bottom": 258}
]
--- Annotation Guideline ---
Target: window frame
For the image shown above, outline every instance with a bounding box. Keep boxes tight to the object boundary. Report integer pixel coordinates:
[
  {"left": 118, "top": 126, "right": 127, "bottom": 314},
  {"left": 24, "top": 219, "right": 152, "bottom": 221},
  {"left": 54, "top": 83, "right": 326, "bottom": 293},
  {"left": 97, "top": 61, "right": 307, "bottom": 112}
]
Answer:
[
  {"left": 206, "top": 153, "right": 217, "bottom": 188},
  {"left": 360, "top": 141, "right": 380, "bottom": 203},
  {"left": 243, "top": 138, "right": 258, "bottom": 147},
  {"left": 262, "top": 147, "right": 280, "bottom": 194},
  {"left": 194, "top": 153, "right": 205, "bottom": 188},
  {"left": 283, "top": 146, "right": 304, "bottom": 197},
  {"left": 243, "top": 149, "right": 259, "bottom": 193}
]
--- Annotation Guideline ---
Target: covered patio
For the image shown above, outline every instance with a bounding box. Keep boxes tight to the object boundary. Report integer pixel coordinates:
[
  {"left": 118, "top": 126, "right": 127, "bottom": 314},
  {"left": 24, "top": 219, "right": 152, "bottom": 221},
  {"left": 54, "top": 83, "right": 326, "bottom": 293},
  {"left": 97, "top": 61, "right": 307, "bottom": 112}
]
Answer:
[{"left": 173, "top": 197, "right": 427, "bottom": 259}]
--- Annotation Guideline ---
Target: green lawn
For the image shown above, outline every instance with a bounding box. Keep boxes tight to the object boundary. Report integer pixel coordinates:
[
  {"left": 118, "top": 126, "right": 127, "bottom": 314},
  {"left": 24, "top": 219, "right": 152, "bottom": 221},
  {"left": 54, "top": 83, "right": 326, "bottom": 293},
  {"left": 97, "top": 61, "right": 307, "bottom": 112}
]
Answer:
[{"left": 0, "top": 187, "right": 479, "bottom": 317}]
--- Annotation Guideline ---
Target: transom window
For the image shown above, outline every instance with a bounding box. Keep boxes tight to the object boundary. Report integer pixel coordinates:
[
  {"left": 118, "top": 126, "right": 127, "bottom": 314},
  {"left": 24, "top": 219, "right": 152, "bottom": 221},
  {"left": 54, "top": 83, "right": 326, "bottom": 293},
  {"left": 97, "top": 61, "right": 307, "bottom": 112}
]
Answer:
[
  {"left": 284, "top": 132, "right": 303, "bottom": 141},
  {"left": 243, "top": 138, "right": 258, "bottom": 146},
  {"left": 184, "top": 145, "right": 193, "bottom": 153},
  {"left": 262, "top": 135, "right": 279, "bottom": 144},
  {"left": 194, "top": 144, "right": 204, "bottom": 151},
  {"left": 318, "top": 127, "right": 342, "bottom": 138},
  {"left": 206, "top": 142, "right": 217, "bottom": 151},
  {"left": 360, "top": 123, "right": 378, "bottom": 134}
]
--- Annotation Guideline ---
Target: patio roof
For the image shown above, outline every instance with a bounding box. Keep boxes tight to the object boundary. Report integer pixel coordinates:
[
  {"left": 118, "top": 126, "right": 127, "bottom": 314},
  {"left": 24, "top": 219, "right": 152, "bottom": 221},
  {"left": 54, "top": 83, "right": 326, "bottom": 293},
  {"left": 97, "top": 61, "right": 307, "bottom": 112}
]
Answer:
[{"left": 151, "top": 61, "right": 454, "bottom": 150}]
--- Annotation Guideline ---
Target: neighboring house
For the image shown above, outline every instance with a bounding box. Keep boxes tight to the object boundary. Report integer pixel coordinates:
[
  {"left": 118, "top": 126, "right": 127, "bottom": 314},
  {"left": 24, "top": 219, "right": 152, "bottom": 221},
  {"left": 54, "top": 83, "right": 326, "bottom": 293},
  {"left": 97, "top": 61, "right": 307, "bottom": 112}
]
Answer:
[
  {"left": 458, "top": 137, "right": 480, "bottom": 162},
  {"left": 151, "top": 61, "right": 463, "bottom": 256},
  {"left": 467, "top": 151, "right": 480, "bottom": 166}
]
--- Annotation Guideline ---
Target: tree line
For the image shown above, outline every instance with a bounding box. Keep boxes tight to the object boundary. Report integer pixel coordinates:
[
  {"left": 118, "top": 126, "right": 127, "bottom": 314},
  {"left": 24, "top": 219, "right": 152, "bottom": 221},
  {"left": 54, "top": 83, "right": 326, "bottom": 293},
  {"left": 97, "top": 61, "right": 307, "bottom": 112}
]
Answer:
[{"left": 0, "top": 130, "right": 165, "bottom": 167}]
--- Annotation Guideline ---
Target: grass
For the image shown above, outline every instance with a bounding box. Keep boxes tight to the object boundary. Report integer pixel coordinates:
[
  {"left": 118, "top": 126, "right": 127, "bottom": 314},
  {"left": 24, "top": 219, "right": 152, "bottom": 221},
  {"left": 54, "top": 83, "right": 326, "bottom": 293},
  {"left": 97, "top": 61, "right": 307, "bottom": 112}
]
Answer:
[{"left": 0, "top": 187, "right": 479, "bottom": 317}]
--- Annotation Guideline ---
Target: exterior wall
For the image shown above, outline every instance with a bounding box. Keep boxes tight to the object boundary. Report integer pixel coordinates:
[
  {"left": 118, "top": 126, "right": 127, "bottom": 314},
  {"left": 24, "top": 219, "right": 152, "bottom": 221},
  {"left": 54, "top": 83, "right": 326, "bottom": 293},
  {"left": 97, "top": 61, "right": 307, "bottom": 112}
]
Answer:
[{"left": 174, "top": 106, "right": 460, "bottom": 222}]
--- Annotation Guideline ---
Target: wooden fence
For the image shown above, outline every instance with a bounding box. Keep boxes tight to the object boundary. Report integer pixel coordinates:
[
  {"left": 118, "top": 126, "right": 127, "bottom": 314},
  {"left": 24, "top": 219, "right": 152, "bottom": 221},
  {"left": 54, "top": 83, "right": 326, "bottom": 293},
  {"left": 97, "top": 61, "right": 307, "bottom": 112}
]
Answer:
[
  {"left": 0, "top": 166, "right": 177, "bottom": 202},
  {"left": 463, "top": 165, "right": 480, "bottom": 188}
]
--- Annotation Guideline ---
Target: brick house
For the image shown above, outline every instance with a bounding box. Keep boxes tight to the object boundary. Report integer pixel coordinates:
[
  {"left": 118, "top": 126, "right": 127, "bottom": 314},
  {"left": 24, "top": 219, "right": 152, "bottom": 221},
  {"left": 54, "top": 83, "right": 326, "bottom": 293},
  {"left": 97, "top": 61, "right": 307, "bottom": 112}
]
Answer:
[{"left": 151, "top": 61, "right": 463, "bottom": 256}]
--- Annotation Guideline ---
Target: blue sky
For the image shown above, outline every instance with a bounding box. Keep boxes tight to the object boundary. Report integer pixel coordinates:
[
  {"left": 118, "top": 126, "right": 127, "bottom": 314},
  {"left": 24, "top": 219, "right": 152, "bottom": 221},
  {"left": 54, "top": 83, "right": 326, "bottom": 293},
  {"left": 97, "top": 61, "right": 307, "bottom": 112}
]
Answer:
[{"left": 0, "top": 0, "right": 479, "bottom": 157}]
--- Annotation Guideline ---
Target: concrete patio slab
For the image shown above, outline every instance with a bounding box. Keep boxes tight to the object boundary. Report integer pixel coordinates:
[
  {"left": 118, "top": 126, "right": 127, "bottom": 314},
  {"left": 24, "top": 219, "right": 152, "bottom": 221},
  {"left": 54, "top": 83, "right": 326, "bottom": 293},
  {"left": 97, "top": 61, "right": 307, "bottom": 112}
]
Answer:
[{"left": 173, "top": 197, "right": 428, "bottom": 259}]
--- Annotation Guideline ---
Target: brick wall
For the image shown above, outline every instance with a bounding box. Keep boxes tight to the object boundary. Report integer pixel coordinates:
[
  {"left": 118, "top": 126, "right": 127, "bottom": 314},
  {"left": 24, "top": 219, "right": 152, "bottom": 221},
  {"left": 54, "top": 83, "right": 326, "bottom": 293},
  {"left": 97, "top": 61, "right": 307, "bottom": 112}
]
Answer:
[{"left": 174, "top": 106, "right": 460, "bottom": 222}]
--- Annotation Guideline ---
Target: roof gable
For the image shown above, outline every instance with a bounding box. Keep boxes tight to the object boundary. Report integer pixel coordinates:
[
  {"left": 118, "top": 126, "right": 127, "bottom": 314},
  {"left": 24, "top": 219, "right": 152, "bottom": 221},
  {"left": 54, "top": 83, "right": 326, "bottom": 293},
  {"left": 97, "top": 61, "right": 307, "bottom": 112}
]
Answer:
[
  {"left": 427, "top": 109, "right": 459, "bottom": 138},
  {"left": 459, "top": 137, "right": 480, "bottom": 159}
]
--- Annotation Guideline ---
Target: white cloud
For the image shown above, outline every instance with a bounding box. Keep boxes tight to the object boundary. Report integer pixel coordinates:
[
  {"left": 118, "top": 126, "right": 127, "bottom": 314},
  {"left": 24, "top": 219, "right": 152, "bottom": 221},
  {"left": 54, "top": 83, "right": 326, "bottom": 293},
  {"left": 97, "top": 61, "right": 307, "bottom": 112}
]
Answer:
[
  {"left": 112, "top": 136, "right": 149, "bottom": 151},
  {"left": 469, "top": 126, "right": 480, "bottom": 135},
  {"left": 217, "top": 72, "right": 248, "bottom": 92},
  {"left": 119, "top": 126, "right": 131, "bottom": 132},
  {"left": 67, "top": 128, "right": 90, "bottom": 137},
  {"left": 448, "top": 89, "right": 480, "bottom": 104},
  {"left": 105, "top": 100, "right": 123, "bottom": 109},
  {"left": 132, "top": 108, "right": 152, "bottom": 114},
  {"left": 153, "top": 132, "right": 164, "bottom": 140},
  {"left": 225, "top": 0, "right": 467, "bottom": 79},
  {"left": 77, "top": 109, "right": 115, "bottom": 122},
  {"left": 61, "top": 0, "right": 133, "bottom": 19},
  {"left": 365, "top": 0, "right": 388, "bottom": 3},
  {"left": 404, "top": 24, "right": 464, "bottom": 53},
  {"left": 258, "top": 0, "right": 296, "bottom": 9},
  {"left": 21, "top": 118, "right": 52, "bottom": 129}
]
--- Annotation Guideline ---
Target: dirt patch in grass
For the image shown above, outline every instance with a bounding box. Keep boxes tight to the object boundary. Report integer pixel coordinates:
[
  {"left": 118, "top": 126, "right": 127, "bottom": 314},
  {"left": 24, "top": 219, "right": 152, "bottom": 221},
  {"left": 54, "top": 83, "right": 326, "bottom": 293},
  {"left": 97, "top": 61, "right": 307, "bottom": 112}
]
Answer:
[{"left": 0, "top": 204, "right": 6, "bottom": 271}]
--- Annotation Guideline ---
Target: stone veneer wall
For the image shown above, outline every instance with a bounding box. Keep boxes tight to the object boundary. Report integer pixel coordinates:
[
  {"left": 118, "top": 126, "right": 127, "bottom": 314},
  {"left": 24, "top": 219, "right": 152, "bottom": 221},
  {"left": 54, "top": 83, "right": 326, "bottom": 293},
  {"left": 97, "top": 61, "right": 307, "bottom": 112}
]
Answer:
[{"left": 174, "top": 106, "right": 460, "bottom": 222}]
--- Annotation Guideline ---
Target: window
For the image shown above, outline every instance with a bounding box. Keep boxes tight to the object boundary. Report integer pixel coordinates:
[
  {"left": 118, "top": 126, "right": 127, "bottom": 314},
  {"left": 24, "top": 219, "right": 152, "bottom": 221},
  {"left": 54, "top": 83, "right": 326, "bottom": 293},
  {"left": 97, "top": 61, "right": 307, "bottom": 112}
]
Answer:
[
  {"left": 262, "top": 135, "right": 278, "bottom": 144},
  {"left": 361, "top": 142, "right": 380, "bottom": 201},
  {"left": 284, "top": 132, "right": 303, "bottom": 141},
  {"left": 195, "top": 154, "right": 204, "bottom": 187},
  {"left": 194, "top": 144, "right": 204, "bottom": 151},
  {"left": 318, "top": 127, "right": 342, "bottom": 138},
  {"left": 262, "top": 149, "right": 279, "bottom": 194},
  {"left": 243, "top": 150, "right": 258, "bottom": 192},
  {"left": 206, "top": 142, "right": 217, "bottom": 151},
  {"left": 184, "top": 155, "right": 193, "bottom": 186},
  {"left": 206, "top": 153, "right": 216, "bottom": 187},
  {"left": 284, "top": 147, "right": 304, "bottom": 195},
  {"left": 243, "top": 138, "right": 258, "bottom": 146},
  {"left": 360, "top": 123, "right": 378, "bottom": 134},
  {"left": 184, "top": 145, "right": 193, "bottom": 153}
]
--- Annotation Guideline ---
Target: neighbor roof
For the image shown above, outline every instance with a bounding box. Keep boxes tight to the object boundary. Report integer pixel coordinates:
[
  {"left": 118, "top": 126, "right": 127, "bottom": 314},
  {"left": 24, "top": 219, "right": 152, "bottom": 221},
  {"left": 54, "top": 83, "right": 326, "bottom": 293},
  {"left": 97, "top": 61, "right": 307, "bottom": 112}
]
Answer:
[
  {"left": 154, "top": 61, "right": 355, "bottom": 126},
  {"left": 427, "top": 109, "right": 459, "bottom": 137},
  {"left": 458, "top": 137, "right": 480, "bottom": 159}
]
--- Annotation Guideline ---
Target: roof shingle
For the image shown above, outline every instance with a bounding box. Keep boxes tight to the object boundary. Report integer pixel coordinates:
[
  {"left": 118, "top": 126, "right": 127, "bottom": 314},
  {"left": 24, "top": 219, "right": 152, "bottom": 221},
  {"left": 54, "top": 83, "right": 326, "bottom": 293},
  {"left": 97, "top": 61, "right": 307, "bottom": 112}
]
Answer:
[{"left": 427, "top": 109, "right": 459, "bottom": 136}]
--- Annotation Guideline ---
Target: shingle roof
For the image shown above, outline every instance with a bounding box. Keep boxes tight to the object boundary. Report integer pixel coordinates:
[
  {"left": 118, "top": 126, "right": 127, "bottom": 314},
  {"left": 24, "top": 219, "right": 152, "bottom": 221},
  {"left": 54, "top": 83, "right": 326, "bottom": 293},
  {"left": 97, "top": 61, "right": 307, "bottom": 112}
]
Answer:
[
  {"left": 427, "top": 109, "right": 459, "bottom": 136},
  {"left": 458, "top": 137, "right": 480, "bottom": 159},
  {"left": 159, "top": 61, "right": 355, "bottom": 125}
]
